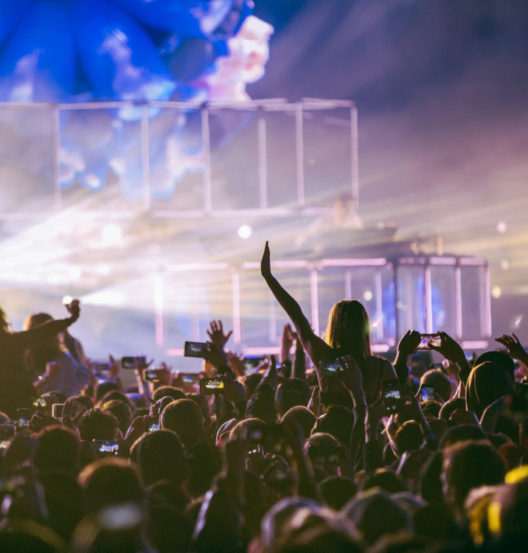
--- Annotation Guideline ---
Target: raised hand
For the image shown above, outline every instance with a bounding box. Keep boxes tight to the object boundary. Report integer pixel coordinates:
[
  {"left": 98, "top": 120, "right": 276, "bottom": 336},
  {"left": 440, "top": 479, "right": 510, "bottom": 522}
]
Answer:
[
  {"left": 496, "top": 333, "right": 528, "bottom": 363},
  {"left": 397, "top": 330, "right": 421, "bottom": 357},
  {"left": 206, "top": 320, "right": 233, "bottom": 350},
  {"left": 432, "top": 331, "right": 466, "bottom": 365},
  {"left": 65, "top": 299, "right": 81, "bottom": 322},
  {"left": 261, "top": 241, "right": 272, "bottom": 279}
]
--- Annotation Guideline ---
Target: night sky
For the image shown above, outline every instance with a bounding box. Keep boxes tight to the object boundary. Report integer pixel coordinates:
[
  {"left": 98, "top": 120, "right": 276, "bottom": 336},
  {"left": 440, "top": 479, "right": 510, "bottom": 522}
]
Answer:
[{"left": 251, "top": 0, "right": 528, "bottom": 297}]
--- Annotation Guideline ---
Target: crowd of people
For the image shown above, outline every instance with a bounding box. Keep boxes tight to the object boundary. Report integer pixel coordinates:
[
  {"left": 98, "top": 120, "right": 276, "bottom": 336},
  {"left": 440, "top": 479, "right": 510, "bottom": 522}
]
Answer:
[{"left": 0, "top": 241, "right": 526, "bottom": 552}]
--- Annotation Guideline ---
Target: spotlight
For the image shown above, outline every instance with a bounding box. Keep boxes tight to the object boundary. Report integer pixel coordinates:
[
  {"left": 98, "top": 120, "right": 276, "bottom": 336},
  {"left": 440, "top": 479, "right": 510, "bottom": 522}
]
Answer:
[
  {"left": 491, "top": 286, "right": 502, "bottom": 299},
  {"left": 500, "top": 259, "right": 510, "bottom": 271},
  {"left": 101, "top": 224, "right": 122, "bottom": 246},
  {"left": 496, "top": 222, "right": 507, "bottom": 233},
  {"left": 238, "top": 224, "right": 252, "bottom": 239},
  {"left": 363, "top": 290, "right": 373, "bottom": 301}
]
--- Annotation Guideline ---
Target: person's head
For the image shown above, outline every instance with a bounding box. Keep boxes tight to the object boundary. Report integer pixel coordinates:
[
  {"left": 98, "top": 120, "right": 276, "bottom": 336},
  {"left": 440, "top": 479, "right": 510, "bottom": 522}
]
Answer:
[
  {"left": 160, "top": 399, "right": 204, "bottom": 447},
  {"left": 325, "top": 300, "right": 371, "bottom": 359},
  {"left": 466, "top": 361, "right": 514, "bottom": 418},
  {"left": 78, "top": 457, "right": 144, "bottom": 514},
  {"left": 441, "top": 440, "right": 506, "bottom": 516},
  {"left": 101, "top": 400, "right": 132, "bottom": 434},
  {"left": 152, "top": 386, "right": 186, "bottom": 403},
  {"left": 34, "top": 425, "right": 80, "bottom": 475},
  {"left": 474, "top": 350, "right": 515, "bottom": 381},
  {"left": 281, "top": 406, "right": 316, "bottom": 442},
  {"left": 320, "top": 475, "right": 357, "bottom": 511},
  {"left": 439, "top": 398, "right": 466, "bottom": 424},
  {"left": 304, "top": 432, "right": 343, "bottom": 481},
  {"left": 344, "top": 489, "right": 412, "bottom": 545},
  {"left": 312, "top": 405, "right": 355, "bottom": 445},
  {"left": 136, "top": 430, "right": 188, "bottom": 487},
  {"left": 363, "top": 469, "right": 406, "bottom": 494},
  {"left": 78, "top": 408, "right": 119, "bottom": 441},
  {"left": 94, "top": 381, "right": 120, "bottom": 403},
  {"left": 275, "top": 378, "right": 310, "bottom": 416},
  {"left": 419, "top": 369, "right": 451, "bottom": 403},
  {"left": 394, "top": 421, "right": 423, "bottom": 454}
]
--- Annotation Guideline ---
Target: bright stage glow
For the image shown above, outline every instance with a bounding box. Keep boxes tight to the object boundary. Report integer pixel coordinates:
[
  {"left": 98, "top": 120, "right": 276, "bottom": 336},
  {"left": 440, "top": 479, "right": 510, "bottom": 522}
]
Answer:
[
  {"left": 496, "top": 222, "right": 507, "bottom": 234},
  {"left": 238, "top": 224, "right": 252, "bottom": 239},
  {"left": 101, "top": 224, "right": 123, "bottom": 247},
  {"left": 491, "top": 286, "right": 502, "bottom": 299},
  {"left": 363, "top": 289, "right": 373, "bottom": 302}
]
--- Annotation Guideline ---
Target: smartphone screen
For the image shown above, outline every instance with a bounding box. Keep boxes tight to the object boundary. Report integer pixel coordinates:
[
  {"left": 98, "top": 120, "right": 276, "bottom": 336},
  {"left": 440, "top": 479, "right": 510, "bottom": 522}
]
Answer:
[
  {"left": 181, "top": 373, "right": 199, "bottom": 384},
  {"left": 320, "top": 359, "right": 344, "bottom": 376},
  {"left": 417, "top": 334, "right": 442, "bottom": 350},
  {"left": 199, "top": 377, "right": 224, "bottom": 395},
  {"left": 121, "top": 356, "right": 137, "bottom": 369},
  {"left": 184, "top": 341, "right": 208, "bottom": 358},
  {"left": 143, "top": 369, "right": 160, "bottom": 382},
  {"left": 92, "top": 439, "right": 120, "bottom": 456},
  {"left": 421, "top": 386, "right": 436, "bottom": 402},
  {"left": 382, "top": 381, "right": 401, "bottom": 413},
  {"left": 16, "top": 408, "right": 33, "bottom": 429}
]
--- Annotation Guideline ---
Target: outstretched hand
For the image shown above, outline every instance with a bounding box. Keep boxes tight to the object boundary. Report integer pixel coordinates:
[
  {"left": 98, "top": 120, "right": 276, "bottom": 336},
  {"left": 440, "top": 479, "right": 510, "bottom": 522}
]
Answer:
[
  {"left": 431, "top": 331, "right": 466, "bottom": 365},
  {"left": 397, "top": 330, "right": 421, "bottom": 357},
  {"left": 261, "top": 241, "right": 272, "bottom": 279},
  {"left": 65, "top": 299, "right": 80, "bottom": 322},
  {"left": 206, "top": 320, "right": 233, "bottom": 350},
  {"left": 496, "top": 333, "right": 528, "bottom": 363}
]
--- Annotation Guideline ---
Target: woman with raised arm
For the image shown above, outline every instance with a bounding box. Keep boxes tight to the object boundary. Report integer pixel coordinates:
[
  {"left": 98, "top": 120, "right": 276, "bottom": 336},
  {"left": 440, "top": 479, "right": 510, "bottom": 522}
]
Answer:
[
  {"left": 261, "top": 241, "right": 395, "bottom": 404},
  {"left": 0, "top": 299, "right": 81, "bottom": 416}
]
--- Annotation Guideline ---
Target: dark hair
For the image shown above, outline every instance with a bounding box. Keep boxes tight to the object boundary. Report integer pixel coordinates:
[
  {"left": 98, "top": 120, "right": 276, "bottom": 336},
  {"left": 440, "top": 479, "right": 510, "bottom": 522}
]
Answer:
[
  {"left": 160, "top": 399, "right": 204, "bottom": 447},
  {"left": 34, "top": 425, "right": 80, "bottom": 475},
  {"left": 320, "top": 475, "right": 357, "bottom": 510},
  {"left": 442, "top": 440, "right": 506, "bottom": 511},
  {"left": 420, "top": 369, "right": 451, "bottom": 403},
  {"left": 136, "top": 430, "right": 187, "bottom": 487},
  {"left": 101, "top": 399, "right": 132, "bottom": 434},
  {"left": 79, "top": 457, "right": 144, "bottom": 514},
  {"left": 275, "top": 378, "right": 311, "bottom": 416},
  {"left": 363, "top": 469, "right": 406, "bottom": 494},
  {"left": 281, "top": 406, "right": 316, "bottom": 441},
  {"left": 153, "top": 386, "right": 186, "bottom": 403},
  {"left": 78, "top": 408, "right": 119, "bottom": 441},
  {"left": 312, "top": 405, "right": 354, "bottom": 445},
  {"left": 394, "top": 421, "right": 423, "bottom": 454}
]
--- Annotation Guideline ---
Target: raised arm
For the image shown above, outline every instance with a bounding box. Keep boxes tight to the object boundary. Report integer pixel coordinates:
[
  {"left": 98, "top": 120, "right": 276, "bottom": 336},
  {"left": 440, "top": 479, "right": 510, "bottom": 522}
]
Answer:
[
  {"left": 261, "top": 242, "right": 331, "bottom": 366},
  {"left": 10, "top": 301, "right": 80, "bottom": 350}
]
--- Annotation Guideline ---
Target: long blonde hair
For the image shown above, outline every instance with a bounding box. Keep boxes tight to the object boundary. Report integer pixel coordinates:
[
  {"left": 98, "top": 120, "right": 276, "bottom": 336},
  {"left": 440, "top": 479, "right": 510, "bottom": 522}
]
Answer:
[{"left": 324, "top": 300, "right": 371, "bottom": 361}]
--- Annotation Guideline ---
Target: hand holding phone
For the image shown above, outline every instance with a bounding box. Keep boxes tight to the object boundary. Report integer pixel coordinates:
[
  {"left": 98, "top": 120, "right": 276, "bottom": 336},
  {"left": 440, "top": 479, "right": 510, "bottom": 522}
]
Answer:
[
  {"left": 184, "top": 341, "right": 209, "bottom": 358},
  {"left": 199, "top": 377, "right": 225, "bottom": 395},
  {"left": 121, "top": 356, "right": 146, "bottom": 369}
]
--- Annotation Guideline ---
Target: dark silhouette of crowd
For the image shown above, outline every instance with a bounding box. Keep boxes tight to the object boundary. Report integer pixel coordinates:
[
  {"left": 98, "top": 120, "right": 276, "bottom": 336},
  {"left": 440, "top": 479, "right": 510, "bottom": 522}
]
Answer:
[{"left": 0, "top": 241, "right": 526, "bottom": 552}]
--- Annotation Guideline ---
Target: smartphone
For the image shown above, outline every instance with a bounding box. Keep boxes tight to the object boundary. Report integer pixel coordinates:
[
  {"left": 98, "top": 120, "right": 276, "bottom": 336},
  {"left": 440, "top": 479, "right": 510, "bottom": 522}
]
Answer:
[
  {"left": 199, "top": 377, "right": 224, "bottom": 395},
  {"left": 320, "top": 359, "right": 345, "bottom": 377},
  {"left": 92, "top": 439, "right": 120, "bottom": 456},
  {"left": 143, "top": 368, "right": 161, "bottom": 382},
  {"left": 180, "top": 373, "right": 199, "bottom": 384},
  {"left": 121, "top": 356, "right": 145, "bottom": 369},
  {"left": 184, "top": 341, "right": 209, "bottom": 358},
  {"left": 16, "top": 408, "right": 33, "bottom": 430},
  {"left": 420, "top": 386, "right": 436, "bottom": 402},
  {"left": 52, "top": 403, "right": 64, "bottom": 419},
  {"left": 93, "top": 362, "right": 111, "bottom": 375},
  {"left": 382, "top": 381, "right": 401, "bottom": 414},
  {"left": 417, "top": 334, "right": 442, "bottom": 350}
]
